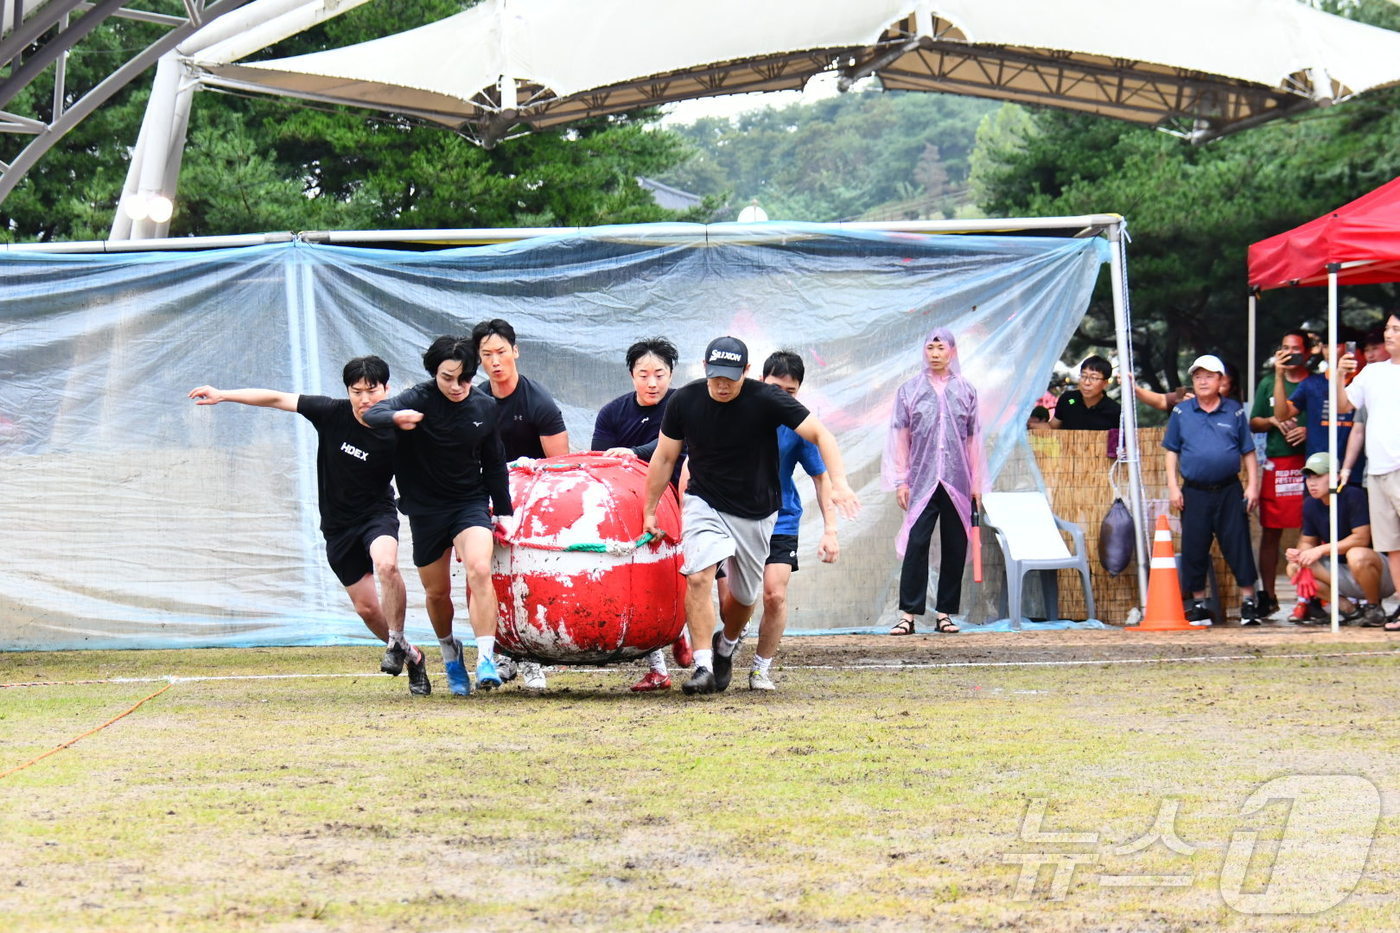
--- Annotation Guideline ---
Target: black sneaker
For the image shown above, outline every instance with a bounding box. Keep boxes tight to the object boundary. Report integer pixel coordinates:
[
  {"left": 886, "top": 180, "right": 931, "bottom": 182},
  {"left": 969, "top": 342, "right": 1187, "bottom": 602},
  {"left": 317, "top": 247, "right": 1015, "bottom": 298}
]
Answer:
[
  {"left": 711, "top": 631, "right": 734, "bottom": 692},
  {"left": 683, "top": 666, "right": 717, "bottom": 695},
  {"left": 1239, "top": 596, "right": 1261, "bottom": 626},
  {"left": 405, "top": 646, "right": 431, "bottom": 696},
  {"left": 381, "top": 641, "right": 406, "bottom": 676},
  {"left": 1257, "top": 591, "right": 1280, "bottom": 618},
  {"left": 1357, "top": 604, "right": 1389, "bottom": 628},
  {"left": 1184, "top": 600, "right": 1212, "bottom": 624}
]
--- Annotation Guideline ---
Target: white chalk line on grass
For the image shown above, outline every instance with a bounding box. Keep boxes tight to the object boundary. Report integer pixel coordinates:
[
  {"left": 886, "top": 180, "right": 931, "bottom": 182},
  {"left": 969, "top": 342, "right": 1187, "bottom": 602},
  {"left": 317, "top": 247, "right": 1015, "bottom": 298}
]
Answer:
[{"left": 4, "top": 649, "right": 1397, "bottom": 689}]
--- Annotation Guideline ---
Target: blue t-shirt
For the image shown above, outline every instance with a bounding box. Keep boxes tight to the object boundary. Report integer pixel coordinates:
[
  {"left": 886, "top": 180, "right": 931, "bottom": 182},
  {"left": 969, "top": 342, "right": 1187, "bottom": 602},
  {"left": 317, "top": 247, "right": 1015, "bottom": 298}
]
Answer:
[
  {"left": 1162, "top": 396, "right": 1252, "bottom": 484},
  {"left": 1301, "top": 484, "right": 1370, "bottom": 544},
  {"left": 1289, "top": 374, "right": 1363, "bottom": 472},
  {"left": 774, "top": 425, "right": 827, "bottom": 536}
]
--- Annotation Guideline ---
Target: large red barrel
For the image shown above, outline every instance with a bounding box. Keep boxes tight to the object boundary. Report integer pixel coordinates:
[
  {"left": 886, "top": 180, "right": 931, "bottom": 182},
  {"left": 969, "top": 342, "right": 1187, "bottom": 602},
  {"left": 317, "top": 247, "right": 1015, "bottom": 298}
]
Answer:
[{"left": 492, "top": 453, "right": 684, "bottom": 664}]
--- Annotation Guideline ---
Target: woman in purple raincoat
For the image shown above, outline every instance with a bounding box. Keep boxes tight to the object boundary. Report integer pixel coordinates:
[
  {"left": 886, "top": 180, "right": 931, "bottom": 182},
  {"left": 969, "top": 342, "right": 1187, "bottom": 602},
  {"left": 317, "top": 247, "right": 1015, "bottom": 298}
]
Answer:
[{"left": 883, "top": 327, "right": 982, "bottom": 634}]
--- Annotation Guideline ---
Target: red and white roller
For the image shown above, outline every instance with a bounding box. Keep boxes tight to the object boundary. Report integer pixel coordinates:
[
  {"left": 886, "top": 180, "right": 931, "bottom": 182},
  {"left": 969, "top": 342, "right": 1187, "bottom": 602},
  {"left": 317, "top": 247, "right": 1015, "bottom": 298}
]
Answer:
[{"left": 492, "top": 453, "right": 684, "bottom": 664}]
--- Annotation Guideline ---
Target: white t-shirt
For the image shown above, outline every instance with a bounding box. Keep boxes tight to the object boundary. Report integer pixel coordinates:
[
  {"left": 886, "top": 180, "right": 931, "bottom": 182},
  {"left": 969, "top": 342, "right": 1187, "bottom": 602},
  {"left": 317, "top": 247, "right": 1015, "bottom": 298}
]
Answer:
[{"left": 1346, "top": 358, "right": 1400, "bottom": 475}]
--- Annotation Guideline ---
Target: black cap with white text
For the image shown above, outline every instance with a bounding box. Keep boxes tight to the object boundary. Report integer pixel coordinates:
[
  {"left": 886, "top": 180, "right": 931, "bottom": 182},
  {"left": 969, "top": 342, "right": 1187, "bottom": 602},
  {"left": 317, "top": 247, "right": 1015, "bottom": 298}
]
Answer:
[{"left": 704, "top": 336, "right": 748, "bottom": 380}]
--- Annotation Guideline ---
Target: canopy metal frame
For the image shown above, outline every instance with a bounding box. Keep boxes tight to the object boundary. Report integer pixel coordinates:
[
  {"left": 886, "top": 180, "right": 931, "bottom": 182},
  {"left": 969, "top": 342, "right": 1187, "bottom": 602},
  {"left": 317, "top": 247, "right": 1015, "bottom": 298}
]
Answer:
[{"left": 0, "top": 0, "right": 257, "bottom": 204}]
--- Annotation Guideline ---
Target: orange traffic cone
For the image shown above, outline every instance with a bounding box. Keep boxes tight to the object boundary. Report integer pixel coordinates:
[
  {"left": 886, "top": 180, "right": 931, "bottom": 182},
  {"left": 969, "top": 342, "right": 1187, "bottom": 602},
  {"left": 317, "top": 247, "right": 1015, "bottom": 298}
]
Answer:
[{"left": 1127, "top": 514, "right": 1202, "bottom": 632}]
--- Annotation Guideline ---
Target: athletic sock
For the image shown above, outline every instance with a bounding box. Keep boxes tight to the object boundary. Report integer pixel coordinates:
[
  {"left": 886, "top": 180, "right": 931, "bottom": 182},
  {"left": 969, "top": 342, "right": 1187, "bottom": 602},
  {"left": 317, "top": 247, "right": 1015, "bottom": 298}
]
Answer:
[
  {"left": 753, "top": 654, "right": 773, "bottom": 674},
  {"left": 717, "top": 634, "right": 740, "bottom": 658},
  {"left": 439, "top": 637, "right": 460, "bottom": 664},
  {"left": 693, "top": 648, "right": 714, "bottom": 670},
  {"left": 475, "top": 635, "right": 495, "bottom": 661},
  {"left": 648, "top": 649, "right": 668, "bottom": 675},
  {"left": 387, "top": 629, "right": 407, "bottom": 649}
]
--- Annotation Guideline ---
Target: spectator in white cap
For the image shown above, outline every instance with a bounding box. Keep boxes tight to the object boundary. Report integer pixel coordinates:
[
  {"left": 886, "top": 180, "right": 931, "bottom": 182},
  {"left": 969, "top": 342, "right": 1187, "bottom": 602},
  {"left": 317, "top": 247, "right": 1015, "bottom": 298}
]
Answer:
[{"left": 1162, "top": 354, "right": 1262, "bottom": 624}]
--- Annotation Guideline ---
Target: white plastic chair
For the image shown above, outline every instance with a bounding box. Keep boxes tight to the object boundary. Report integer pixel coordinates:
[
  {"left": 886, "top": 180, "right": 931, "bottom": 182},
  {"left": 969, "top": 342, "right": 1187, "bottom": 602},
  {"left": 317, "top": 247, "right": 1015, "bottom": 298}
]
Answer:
[{"left": 980, "top": 491, "right": 1096, "bottom": 629}]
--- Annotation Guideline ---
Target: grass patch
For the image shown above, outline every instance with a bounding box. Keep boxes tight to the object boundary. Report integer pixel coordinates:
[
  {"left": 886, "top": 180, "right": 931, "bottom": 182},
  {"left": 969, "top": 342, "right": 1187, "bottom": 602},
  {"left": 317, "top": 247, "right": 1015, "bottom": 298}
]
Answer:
[{"left": 1, "top": 644, "right": 1397, "bottom": 930}]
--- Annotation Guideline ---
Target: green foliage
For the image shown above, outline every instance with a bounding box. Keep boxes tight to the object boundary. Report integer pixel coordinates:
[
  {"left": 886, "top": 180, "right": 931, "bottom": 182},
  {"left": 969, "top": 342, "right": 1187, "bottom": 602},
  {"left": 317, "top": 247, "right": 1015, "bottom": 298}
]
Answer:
[
  {"left": 1, "top": 0, "right": 704, "bottom": 241},
  {"left": 971, "top": 1, "right": 1400, "bottom": 391},
  {"left": 659, "top": 90, "right": 995, "bottom": 221},
  {"left": 973, "top": 92, "right": 1400, "bottom": 391},
  {"left": 0, "top": 16, "right": 171, "bottom": 243}
]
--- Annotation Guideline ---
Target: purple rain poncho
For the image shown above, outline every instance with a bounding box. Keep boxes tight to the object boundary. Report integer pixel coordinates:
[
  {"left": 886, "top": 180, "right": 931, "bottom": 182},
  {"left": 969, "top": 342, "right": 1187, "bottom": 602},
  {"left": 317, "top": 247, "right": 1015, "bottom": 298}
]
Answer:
[{"left": 882, "top": 327, "right": 983, "bottom": 556}]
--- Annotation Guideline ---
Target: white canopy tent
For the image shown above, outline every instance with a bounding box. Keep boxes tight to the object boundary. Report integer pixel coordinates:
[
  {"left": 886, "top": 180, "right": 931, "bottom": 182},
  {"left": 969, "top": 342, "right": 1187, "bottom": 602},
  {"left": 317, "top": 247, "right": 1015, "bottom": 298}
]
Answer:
[
  {"left": 111, "top": 0, "right": 1400, "bottom": 240},
  {"left": 195, "top": 0, "right": 1400, "bottom": 147}
]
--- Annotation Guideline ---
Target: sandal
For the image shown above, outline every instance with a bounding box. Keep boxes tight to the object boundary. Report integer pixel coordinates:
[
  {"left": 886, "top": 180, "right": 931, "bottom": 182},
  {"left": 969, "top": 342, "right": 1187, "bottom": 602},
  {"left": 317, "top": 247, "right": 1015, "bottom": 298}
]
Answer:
[
  {"left": 933, "top": 614, "right": 960, "bottom": 634},
  {"left": 889, "top": 616, "right": 917, "bottom": 635}
]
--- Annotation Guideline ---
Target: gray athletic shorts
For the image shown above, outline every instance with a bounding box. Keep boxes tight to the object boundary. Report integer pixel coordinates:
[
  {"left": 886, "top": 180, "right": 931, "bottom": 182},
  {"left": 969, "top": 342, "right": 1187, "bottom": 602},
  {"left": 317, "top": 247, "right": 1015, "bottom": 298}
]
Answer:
[
  {"left": 1336, "top": 554, "right": 1396, "bottom": 601},
  {"left": 680, "top": 494, "right": 776, "bottom": 608}
]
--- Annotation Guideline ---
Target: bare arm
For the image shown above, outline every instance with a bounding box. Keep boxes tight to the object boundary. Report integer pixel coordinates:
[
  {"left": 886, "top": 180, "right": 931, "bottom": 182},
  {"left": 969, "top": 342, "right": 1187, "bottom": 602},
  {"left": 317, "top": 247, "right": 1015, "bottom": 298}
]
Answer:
[
  {"left": 1132, "top": 378, "right": 1172, "bottom": 412},
  {"left": 1285, "top": 534, "right": 1322, "bottom": 566},
  {"left": 1165, "top": 450, "right": 1183, "bottom": 511},
  {"left": 1270, "top": 364, "right": 1299, "bottom": 421},
  {"left": 811, "top": 471, "right": 839, "bottom": 563},
  {"left": 1242, "top": 450, "right": 1260, "bottom": 512},
  {"left": 793, "top": 415, "right": 860, "bottom": 519},
  {"left": 1340, "top": 420, "right": 1365, "bottom": 487},
  {"left": 188, "top": 386, "right": 297, "bottom": 411},
  {"left": 641, "top": 434, "right": 683, "bottom": 537},
  {"left": 540, "top": 431, "right": 569, "bottom": 458}
]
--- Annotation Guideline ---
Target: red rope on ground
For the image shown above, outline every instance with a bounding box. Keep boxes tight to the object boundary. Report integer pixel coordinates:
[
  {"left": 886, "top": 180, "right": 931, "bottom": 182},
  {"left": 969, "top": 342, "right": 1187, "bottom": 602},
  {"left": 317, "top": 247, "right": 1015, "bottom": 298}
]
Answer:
[{"left": 0, "top": 682, "right": 173, "bottom": 780}]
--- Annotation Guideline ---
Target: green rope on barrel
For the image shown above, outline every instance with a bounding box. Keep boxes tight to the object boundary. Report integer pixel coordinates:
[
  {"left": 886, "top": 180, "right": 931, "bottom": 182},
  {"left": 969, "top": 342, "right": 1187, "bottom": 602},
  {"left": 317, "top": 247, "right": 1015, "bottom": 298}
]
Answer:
[{"left": 562, "top": 532, "right": 656, "bottom": 553}]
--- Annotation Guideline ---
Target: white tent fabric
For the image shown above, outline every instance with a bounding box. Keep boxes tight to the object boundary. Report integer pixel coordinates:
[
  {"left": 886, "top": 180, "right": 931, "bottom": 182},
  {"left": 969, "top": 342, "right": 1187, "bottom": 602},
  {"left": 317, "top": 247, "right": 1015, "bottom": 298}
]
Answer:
[{"left": 195, "top": 0, "right": 1400, "bottom": 144}]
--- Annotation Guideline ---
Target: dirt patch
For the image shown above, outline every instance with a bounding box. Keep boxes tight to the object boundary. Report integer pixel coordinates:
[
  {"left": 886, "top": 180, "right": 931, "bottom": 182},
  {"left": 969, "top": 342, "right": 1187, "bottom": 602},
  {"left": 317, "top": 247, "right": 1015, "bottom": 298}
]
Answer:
[{"left": 715, "top": 624, "right": 1399, "bottom": 669}]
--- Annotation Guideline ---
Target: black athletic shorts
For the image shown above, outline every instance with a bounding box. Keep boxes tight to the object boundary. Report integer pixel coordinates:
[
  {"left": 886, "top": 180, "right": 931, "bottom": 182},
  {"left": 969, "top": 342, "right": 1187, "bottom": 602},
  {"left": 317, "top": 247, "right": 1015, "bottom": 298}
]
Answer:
[
  {"left": 766, "top": 533, "right": 800, "bottom": 571},
  {"left": 324, "top": 510, "right": 400, "bottom": 587},
  {"left": 409, "top": 498, "right": 493, "bottom": 568}
]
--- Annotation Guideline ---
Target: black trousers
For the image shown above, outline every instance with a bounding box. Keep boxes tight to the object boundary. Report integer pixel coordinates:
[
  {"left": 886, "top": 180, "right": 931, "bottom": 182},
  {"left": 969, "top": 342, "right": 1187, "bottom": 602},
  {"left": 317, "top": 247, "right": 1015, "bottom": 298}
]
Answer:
[
  {"left": 1180, "top": 481, "right": 1257, "bottom": 594},
  {"left": 899, "top": 483, "right": 968, "bottom": 615}
]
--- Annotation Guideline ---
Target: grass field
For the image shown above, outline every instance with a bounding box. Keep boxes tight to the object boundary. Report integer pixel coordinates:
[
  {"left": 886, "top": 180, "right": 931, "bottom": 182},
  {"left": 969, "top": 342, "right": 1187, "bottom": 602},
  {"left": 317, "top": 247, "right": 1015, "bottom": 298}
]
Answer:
[{"left": 2, "top": 632, "right": 1398, "bottom": 931}]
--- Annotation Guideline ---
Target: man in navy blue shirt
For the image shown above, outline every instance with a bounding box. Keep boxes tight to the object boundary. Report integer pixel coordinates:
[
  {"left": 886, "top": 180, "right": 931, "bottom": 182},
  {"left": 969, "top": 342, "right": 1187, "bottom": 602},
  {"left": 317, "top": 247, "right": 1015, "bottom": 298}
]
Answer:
[
  {"left": 1285, "top": 452, "right": 1393, "bottom": 626},
  {"left": 1163, "top": 354, "right": 1261, "bottom": 624}
]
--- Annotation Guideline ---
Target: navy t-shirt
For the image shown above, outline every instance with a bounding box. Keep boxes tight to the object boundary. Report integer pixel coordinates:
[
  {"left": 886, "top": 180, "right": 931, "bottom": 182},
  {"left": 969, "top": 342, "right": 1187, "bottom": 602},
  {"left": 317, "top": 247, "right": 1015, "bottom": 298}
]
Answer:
[
  {"left": 1162, "top": 396, "right": 1252, "bottom": 484},
  {"left": 1301, "top": 484, "right": 1370, "bottom": 544},
  {"left": 660, "top": 379, "right": 810, "bottom": 518},
  {"left": 475, "top": 374, "right": 566, "bottom": 460},
  {"left": 1289, "top": 374, "right": 1363, "bottom": 472},
  {"left": 591, "top": 389, "right": 675, "bottom": 455},
  {"left": 364, "top": 383, "right": 512, "bottom": 518},
  {"left": 295, "top": 395, "right": 396, "bottom": 534}
]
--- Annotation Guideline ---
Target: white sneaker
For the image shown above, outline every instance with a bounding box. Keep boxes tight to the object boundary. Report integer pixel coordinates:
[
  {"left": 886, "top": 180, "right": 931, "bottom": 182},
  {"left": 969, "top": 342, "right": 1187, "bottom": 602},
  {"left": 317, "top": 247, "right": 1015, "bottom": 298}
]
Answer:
[
  {"left": 748, "top": 668, "right": 776, "bottom": 691},
  {"left": 494, "top": 655, "right": 518, "bottom": 682},
  {"left": 520, "top": 661, "right": 547, "bottom": 691}
]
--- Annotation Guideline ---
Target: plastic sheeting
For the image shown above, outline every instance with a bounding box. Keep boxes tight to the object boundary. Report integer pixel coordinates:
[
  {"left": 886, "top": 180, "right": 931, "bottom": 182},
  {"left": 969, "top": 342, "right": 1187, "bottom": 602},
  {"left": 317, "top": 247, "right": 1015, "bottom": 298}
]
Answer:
[{"left": 0, "top": 222, "right": 1108, "bottom": 649}]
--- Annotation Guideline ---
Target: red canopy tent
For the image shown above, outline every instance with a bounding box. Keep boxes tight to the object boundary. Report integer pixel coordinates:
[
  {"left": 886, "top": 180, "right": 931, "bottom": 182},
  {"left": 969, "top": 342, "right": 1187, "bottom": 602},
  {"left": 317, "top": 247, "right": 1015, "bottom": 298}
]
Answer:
[
  {"left": 1249, "top": 175, "right": 1400, "bottom": 289},
  {"left": 1245, "top": 174, "right": 1400, "bottom": 632}
]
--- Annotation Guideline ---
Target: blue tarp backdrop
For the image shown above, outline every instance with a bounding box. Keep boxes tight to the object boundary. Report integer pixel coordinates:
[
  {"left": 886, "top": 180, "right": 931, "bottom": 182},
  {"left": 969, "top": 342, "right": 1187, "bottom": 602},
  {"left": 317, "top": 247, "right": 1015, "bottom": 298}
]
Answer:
[{"left": 0, "top": 223, "right": 1108, "bottom": 649}]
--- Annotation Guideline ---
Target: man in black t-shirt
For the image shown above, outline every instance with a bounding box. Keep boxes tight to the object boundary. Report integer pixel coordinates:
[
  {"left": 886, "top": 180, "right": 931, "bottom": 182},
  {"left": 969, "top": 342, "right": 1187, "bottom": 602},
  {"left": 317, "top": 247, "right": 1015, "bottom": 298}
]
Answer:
[
  {"left": 189, "top": 356, "right": 428, "bottom": 696},
  {"left": 366, "top": 336, "right": 514, "bottom": 698},
  {"left": 473, "top": 318, "right": 568, "bottom": 460},
  {"left": 471, "top": 318, "right": 569, "bottom": 690},
  {"left": 643, "top": 336, "right": 861, "bottom": 695},
  {"left": 1051, "top": 355, "right": 1121, "bottom": 431}
]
